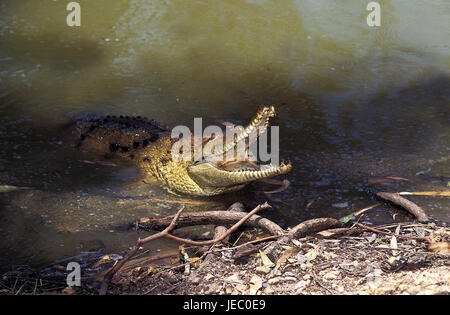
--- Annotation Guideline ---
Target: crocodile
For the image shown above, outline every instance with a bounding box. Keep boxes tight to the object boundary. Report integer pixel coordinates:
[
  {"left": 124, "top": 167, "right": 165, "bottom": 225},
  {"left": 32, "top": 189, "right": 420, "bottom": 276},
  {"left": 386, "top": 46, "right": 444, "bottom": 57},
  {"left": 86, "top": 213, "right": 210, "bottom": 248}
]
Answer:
[{"left": 75, "top": 106, "right": 291, "bottom": 196}]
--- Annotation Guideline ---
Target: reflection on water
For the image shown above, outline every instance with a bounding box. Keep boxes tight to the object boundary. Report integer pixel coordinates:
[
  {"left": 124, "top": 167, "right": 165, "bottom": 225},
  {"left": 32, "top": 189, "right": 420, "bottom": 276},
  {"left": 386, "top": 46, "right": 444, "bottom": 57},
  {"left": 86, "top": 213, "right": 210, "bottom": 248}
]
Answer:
[{"left": 0, "top": 0, "right": 449, "bottom": 269}]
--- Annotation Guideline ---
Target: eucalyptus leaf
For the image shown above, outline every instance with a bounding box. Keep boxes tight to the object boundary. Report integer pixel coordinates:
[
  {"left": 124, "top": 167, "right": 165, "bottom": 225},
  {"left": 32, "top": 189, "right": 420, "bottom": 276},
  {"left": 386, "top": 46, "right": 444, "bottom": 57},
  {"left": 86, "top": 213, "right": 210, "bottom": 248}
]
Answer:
[
  {"left": 339, "top": 213, "right": 355, "bottom": 223},
  {"left": 259, "top": 250, "right": 274, "bottom": 268}
]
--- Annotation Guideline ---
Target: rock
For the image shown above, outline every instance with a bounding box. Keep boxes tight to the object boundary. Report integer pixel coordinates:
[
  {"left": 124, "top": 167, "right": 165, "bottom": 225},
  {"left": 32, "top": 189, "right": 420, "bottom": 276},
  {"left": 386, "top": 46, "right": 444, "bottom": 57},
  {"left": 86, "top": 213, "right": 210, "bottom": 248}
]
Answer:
[
  {"left": 255, "top": 266, "right": 271, "bottom": 274},
  {"left": 190, "top": 276, "right": 200, "bottom": 284}
]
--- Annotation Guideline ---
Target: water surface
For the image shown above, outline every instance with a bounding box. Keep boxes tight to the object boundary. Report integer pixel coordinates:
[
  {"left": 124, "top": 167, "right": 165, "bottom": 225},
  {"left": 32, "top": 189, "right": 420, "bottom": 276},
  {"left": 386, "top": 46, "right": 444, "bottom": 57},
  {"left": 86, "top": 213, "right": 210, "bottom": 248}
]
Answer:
[{"left": 0, "top": 0, "right": 449, "bottom": 270}]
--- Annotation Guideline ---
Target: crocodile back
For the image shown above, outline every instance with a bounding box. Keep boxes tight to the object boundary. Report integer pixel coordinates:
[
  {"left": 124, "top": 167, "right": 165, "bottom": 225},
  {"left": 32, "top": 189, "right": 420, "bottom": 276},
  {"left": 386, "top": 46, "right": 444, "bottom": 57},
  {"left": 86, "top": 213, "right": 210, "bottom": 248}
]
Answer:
[{"left": 75, "top": 115, "right": 170, "bottom": 159}]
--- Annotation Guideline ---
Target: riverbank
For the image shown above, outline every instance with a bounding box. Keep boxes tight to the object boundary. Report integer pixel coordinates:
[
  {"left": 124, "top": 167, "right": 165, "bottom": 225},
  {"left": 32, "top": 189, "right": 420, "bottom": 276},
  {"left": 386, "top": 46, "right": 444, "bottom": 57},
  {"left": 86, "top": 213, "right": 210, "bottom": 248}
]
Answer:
[
  {"left": 2, "top": 219, "right": 448, "bottom": 295},
  {"left": 105, "top": 221, "right": 449, "bottom": 295}
]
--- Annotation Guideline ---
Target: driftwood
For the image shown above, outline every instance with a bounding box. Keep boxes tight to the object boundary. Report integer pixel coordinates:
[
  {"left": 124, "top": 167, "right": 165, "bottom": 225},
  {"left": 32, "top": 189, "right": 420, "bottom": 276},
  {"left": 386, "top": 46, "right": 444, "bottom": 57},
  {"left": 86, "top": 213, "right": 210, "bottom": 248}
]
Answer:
[
  {"left": 136, "top": 210, "right": 285, "bottom": 236},
  {"left": 213, "top": 202, "right": 245, "bottom": 244},
  {"left": 376, "top": 192, "right": 429, "bottom": 221}
]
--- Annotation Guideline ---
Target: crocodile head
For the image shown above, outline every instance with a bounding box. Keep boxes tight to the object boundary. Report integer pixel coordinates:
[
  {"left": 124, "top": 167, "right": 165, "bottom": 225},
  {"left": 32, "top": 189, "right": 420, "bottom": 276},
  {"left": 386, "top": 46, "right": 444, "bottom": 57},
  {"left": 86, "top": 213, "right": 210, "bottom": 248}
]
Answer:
[{"left": 140, "top": 106, "right": 292, "bottom": 196}]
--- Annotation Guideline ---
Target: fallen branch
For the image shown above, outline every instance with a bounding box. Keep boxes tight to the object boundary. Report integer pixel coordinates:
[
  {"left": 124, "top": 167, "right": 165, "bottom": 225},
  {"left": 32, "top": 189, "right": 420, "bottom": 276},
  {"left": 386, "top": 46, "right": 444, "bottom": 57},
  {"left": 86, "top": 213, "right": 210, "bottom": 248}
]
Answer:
[
  {"left": 163, "top": 203, "right": 273, "bottom": 246},
  {"left": 288, "top": 218, "right": 345, "bottom": 239},
  {"left": 376, "top": 192, "right": 429, "bottom": 221},
  {"left": 136, "top": 209, "right": 285, "bottom": 236}
]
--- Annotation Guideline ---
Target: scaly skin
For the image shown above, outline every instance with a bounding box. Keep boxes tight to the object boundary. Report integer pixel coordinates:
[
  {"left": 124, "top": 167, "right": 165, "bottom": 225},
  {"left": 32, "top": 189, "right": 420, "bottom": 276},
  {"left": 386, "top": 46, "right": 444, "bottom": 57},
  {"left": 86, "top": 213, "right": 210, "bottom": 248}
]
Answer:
[{"left": 76, "top": 106, "right": 291, "bottom": 196}]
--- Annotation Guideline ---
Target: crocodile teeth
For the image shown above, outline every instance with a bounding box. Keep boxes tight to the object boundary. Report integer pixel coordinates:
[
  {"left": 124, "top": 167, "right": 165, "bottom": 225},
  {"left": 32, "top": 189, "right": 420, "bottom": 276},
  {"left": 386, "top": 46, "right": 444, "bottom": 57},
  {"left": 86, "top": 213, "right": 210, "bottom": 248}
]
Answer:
[
  {"left": 226, "top": 160, "right": 291, "bottom": 180},
  {"left": 209, "top": 105, "right": 276, "bottom": 158}
]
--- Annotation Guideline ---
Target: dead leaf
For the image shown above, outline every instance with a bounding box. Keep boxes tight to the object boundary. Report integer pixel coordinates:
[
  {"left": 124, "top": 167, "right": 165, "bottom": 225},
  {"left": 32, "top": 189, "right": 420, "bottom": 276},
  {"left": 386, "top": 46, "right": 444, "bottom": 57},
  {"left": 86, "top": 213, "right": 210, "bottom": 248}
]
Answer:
[
  {"left": 0, "top": 185, "right": 33, "bottom": 193},
  {"left": 255, "top": 233, "right": 272, "bottom": 240},
  {"left": 93, "top": 254, "right": 116, "bottom": 267},
  {"left": 387, "top": 256, "right": 397, "bottom": 266},
  {"left": 306, "top": 198, "right": 316, "bottom": 209},
  {"left": 274, "top": 247, "right": 300, "bottom": 272},
  {"left": 427, "top": 242, "right": 450, "bottom": 254},
  {"left": 366, "top": 233, "right": 377, "bottom": 243},
  {"left": 225, "top": 274, "right": 242, "bottom": 284},
  {"left": 399, "top": 191, "right": 450, "bottom": 196},
  {"left": 340, "top": 204, "right": 381, "bottom": 223},
  {"left": 323, "top": 270, "right": 340, "bottom": 280},
  {"left": 259, "top": 250, "right": 275, "bottom": 268},
  {"left": 390, "top": 235, "right": 398, "bottom": 256},
  {"left": 249, "top": 275, "right": 263, "bottom": 295},
  {"left": 368, "top": 176, "right": 409, "bottom": 183},
  {"left": 235, "top": 284, "right": 248, "bottom": 293},
  {"left": 260, "top": 179, "right": 290, "bottom": 194},
  {"left": 305, "top": 248, "right": 318, "bottom": 261}
]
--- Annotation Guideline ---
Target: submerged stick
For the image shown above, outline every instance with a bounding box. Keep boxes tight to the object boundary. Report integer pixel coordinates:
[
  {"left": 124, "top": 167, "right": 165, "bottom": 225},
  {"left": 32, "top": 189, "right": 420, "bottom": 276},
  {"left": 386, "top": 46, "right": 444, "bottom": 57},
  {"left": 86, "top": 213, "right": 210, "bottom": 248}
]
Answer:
[{"left": 376, "top": 192, "right": 429, "bottom": 221}]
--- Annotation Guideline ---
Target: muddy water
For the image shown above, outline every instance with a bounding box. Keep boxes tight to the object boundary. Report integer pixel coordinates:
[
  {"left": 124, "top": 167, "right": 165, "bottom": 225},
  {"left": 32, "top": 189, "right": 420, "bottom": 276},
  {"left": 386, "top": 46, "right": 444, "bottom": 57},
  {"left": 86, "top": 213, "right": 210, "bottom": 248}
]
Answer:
[{"left": 0, "top": 1, "right": 449, "bottom": 270}]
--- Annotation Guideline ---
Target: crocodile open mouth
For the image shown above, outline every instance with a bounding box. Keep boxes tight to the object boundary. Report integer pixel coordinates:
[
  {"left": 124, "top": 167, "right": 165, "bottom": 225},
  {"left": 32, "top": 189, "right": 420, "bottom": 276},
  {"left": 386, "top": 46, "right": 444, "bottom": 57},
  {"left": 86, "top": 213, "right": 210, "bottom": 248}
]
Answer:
[{"left": 188, "top": 106, "right": 292, "bottom": 188}]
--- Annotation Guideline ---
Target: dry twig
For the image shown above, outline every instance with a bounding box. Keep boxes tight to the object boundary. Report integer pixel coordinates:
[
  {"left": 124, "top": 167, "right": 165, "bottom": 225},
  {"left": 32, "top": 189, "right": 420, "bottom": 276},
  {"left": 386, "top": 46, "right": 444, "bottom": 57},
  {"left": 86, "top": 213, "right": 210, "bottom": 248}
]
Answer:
[{"left": 99, "top": 202, "right": 271, "bottom": 295}]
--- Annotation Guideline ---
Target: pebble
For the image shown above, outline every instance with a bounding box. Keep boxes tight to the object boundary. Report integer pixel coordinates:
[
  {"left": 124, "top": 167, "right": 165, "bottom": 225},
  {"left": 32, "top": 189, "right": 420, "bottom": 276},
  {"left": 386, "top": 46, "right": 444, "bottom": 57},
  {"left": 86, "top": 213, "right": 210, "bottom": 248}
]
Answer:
[
  {"left": 268, "top": 277, "right": 280, "bottom": 285},
  {"left": 190, "top": 276, "right": 200, "bottom": 284}
]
